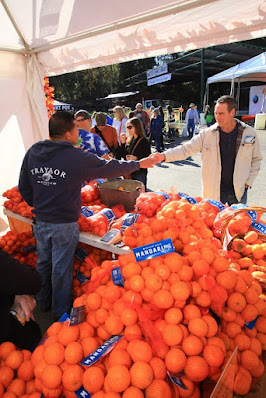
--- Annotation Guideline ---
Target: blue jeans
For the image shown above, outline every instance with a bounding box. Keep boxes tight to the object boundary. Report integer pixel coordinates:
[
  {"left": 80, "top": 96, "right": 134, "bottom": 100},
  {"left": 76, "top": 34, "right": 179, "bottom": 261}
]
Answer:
[
  {"left": 220, "top": 188, "right": 248, "bottom": 206},
  {"left": 33, "top": 221, "right": 79, "bottom": 318},
  {"left": 154, "top": 133, "right": 162, "bottom": 152},
  {"left": 187, "top": 119, "right": 195, "bottom": 139}
]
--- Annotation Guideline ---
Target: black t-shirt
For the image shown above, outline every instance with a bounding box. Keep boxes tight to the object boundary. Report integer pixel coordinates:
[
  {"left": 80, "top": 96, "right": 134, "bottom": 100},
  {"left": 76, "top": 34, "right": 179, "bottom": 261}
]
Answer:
[{"left": 219, "top": 124, "right": 238, "bottom": 192}]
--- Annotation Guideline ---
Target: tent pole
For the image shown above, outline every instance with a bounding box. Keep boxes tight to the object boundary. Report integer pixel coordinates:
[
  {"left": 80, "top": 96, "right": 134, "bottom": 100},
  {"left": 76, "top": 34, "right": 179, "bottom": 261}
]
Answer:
[{"left": 200, "top": 48, "right": 205, "bottom": 112}]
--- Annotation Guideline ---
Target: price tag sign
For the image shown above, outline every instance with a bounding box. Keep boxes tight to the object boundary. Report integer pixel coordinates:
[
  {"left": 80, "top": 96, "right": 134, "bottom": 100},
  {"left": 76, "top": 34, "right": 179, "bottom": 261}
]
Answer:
[
  {"left": 210, "top": 346, "right": 238, "bottom": 398},
  {"left": 133, "top": 239, "right": 174, "bottom": 262}
]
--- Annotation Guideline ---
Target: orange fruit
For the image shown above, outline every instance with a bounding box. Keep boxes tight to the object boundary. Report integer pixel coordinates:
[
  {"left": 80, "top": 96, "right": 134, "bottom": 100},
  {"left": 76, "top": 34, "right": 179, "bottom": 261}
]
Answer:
[
  {"left": 192, "top": 259, "right": 210, "bottom": 276},
  {"left": 144, "top": 379, "right": 171, "bottom": 398},
  {"left": 106, "top": 365, "right": 131, "bottom": 393},
  {"left": 164, "top": 252, "right": 183, "bottom": 272},
  {"left": 203, "top": 345, "right": 224, "bottom": 367},
  {"left": 122, "top": 386, "right": 144, "bottom": 398},
  {"left": 5, "top": 350, "right": 23, "bottom": 370},
  {"left": 241, "top": 304, "right": 258, "bottom": 322},
  {"left": 17, "top": 360, "right": 34, "bottom": 382},
  {"left": 62, "top": 364, "right": 84, "bottom": 392},
  {"left": 221, "top": 306, "right": 237, "bottom": 322},
  {"left": 103, "top": 285, "right": 121, "bottom": 303},
  {"left": 207, "top": 337, "right": 226, "bottom": 354},
  {"left": 44, "top": 342, "right": 65, "bottom": 365},
  {"left": 41, "top": 365, "right": 62, "bottom": 390},
  {"left": 234, "top": 366, "right": 252, "bottom": 396},
  {"left": 0, "top": 366, "right": 14, "bottom": 388},
  {"left": 184, "top": 355, "right": 209, "bottom": 382},
  {"left": 182, "top": 335, "right": 203, "bottom": 356},
  {"left": 162, "top": 324, "right": 183, "bottom": 346},
  {"left": 86, "top": 292, "right": 102, "bottom": 311},
  {"left": 109, "top": 349, "right": 132, "bottom": 368},
  {"left": 256, "top": 332, "right": 266, "bottom": 350},
  {"left": 188, "top": 318, "right": 208, "bottom": 337},
  {"left": 105, "top": 315, "right": 124, "bottom": 335},
  {"left": 212, "top": 257, "right": 230, "bottom": 273},
  {"left": 241, "top": 350, "right": 259, "bottom": 371},
  {"left": 130, "top": 361, "right": 153, "bottom": 390},
  {"left": 202, "top": 315, "right": 218, "bottom": 337},
  {"left": 244, "top": 231, "right": 258, "bottom": 244},
  {"left": 175, "top": 375, "right": 195, "bottom": 397},
  {"left": 57, "top": 323, "right": 79, "bottom": 346},
  {"left": 46, "top": 322, "right": 63, "bottom": 337},
  {"left": 250, "top": 359, "right": 265, "bottom": 378},
  {"left": 83, "top": 366, "right": 104, "bottom": 393},
  {"left": 2, "top": 392, "right": 17, "bottom": 398},
  {"left": 127, "top": 340, "right": 153, "bottom": 363},
  {"left": 164, "top": 307, "right": 183, "bottom": 324},
  {"left": 129, "top": 275, "right": 145, "bottom": 292},
  {"left": 225, "top": 321, "right": 241, "bottom": 338},
  {"left": 123, "top": 324, "right": 142, "bottom": 341},
  {"left": 234, "top": 334, "right": 251, "bottom": 351},
  {"left": 170, "top": 281, "right": 190, "bottom": 301},
  {"left": 120, "top": 308, "right": 138, "bottom": 326},
  {"left": 183, "top": 304, "right": 201, "bottom": 320},
  {"left": 149, "top": 357, "right": 166, "bottom": 380},
  {"left": 79, "top": 322, "right": 95, "bottom": 339},
  {"left": 31, "top": 345, "right": 44, "bottom": 367},
  {"left": 195, "top": 290, "right": 211, "bottom": 307},
  {"left": 81, "top": 337, "right": 98, "bottom": 357},
  {"left": 7, "top": 379, "right": 26, "bottom": 397},
  {"left": 249, "top": 337, "right": 262, "bottom": 356},
  {"left": 165, "top": 348, "right": 187, "bottom": 373},
  {"left": 227, "top": 292, "right": 246, "bottom": 312},
  {"left": 145, "top": 274, "right": 163, "bottom": 292},
  {"left": 41, "top": 385, "right": 63, "bottom": 397},
  {"left": 255, "top": 316, "right": 266, "bottom": 333},
  {"left": 64, "top": 342, "right": 83, "bottom": 365},
  {"left": 216, "top": 270, "right": 237, "bottom": 290},
  {"left": 178, "top": 265, "right": 194, "bottom": 282},
  {"left": 152, "top": 289, "right": 174, "bottom": 309},
  {"left": 234, "top": 276, "right": 247, "bottom": 294},
  {"left": 0, "top": 343, "right": 16, "bottom": 360}
]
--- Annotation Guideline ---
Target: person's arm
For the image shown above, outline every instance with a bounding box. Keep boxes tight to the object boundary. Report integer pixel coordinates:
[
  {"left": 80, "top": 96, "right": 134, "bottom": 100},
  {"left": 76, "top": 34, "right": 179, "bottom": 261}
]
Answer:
[
  {"left": 0, "top": 249, "right": 41, "bottom": 296},
  {"left": 18, "top": 152, "right": 33, "bottom": 206},
  {"left": 245, "top": 133, "right": 263, "bottom": 187},
  {"left": 111, "top": 126, "right": 119, "bottom": 148}
]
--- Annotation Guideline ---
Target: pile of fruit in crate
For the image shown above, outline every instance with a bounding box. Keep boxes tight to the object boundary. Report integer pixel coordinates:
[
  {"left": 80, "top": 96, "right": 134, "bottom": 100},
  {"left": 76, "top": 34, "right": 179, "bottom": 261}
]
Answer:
[{"left": 1, "top": 185, "right": 266, "bottom": 397}]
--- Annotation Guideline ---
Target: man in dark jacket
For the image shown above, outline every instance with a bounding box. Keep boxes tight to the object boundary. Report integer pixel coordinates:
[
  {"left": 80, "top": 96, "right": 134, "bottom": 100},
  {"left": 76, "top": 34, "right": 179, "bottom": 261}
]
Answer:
[{"left": 18, "top": 111, "right": 155, "bottom": 320}]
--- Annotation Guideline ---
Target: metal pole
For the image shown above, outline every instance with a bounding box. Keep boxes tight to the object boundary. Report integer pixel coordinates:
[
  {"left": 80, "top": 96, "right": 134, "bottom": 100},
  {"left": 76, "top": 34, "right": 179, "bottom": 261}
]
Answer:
[{"left": 200, "top": 48, "right": 205, "bottom": 112}]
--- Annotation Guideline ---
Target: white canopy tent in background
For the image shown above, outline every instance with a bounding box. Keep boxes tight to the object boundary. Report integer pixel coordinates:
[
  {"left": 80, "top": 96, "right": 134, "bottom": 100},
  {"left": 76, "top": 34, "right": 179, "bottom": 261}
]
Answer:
[
  {"left": 0, "top": 0, "right": 266, "bottom": 194},
  {"left": 205, "top": 51, "right": 266, "bottom": 108}
]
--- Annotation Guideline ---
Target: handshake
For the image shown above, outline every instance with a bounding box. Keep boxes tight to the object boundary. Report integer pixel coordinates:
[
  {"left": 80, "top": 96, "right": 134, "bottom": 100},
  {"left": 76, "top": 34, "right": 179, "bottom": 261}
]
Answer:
[{"left": 139, "top": 152, "right": 166, "bottom": 169}]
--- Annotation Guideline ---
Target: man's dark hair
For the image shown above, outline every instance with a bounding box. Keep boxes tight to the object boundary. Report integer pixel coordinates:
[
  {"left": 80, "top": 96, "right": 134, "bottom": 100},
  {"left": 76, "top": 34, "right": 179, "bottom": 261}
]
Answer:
[
  {"left": 216, "top": 95, "right": 237, "bottom": 113},
  {"left": 74, "top": 110, "right": 91, "bottom": 120},
  {"left": 49, "top": 111, "right": 75, "bottom": 138}
]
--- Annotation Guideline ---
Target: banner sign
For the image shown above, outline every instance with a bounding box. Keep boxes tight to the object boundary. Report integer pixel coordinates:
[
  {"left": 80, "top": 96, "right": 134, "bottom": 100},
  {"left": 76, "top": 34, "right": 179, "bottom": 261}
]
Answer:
[
  {"left": 147, "top": 73, "right": 172, "bottom": 86},
  {"left": 133, "top": 239, "right": 174, "bottom": 262},
  {"left": 147, "top": 64, "right": 168, "bottom": 79}
]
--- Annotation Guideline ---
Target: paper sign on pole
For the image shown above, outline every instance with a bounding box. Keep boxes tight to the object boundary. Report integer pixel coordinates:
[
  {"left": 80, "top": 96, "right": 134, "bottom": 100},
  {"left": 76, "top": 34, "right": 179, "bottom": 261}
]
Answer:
[{"left": 210, "top": 346, "right": 238, "bottom": 398}]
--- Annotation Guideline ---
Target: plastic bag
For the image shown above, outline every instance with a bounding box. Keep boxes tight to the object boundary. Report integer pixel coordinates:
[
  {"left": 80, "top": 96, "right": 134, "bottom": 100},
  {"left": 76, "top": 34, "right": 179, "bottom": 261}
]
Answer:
[{"left": 182, "top": 126, "right": 188, "bottom": 137}]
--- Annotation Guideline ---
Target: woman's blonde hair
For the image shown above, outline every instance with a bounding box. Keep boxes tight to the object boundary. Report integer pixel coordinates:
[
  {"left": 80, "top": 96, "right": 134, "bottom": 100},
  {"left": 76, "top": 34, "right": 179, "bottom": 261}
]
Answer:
[{"left": 113, "top": 106, "right": 128, "bottom": 121}]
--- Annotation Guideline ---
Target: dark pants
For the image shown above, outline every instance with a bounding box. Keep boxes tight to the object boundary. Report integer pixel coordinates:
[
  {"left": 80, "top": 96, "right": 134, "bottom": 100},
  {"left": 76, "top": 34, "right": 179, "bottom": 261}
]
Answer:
[
  {"left": 132, "top": 170, "right": 148, "bottom": 190},
  {"left": 220, "top": 188, "right": 248, "bottom": 206},
  {"left": 187, "top": 119, "right": 195, "bottom": 139}
]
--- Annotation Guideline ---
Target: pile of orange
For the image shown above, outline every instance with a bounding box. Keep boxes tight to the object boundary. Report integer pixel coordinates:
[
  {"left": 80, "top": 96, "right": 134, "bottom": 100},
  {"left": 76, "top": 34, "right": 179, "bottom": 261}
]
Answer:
[
  {"left": 0, "top": 341, "right": 38, "bottom": 398},
  {"left": 2, "top": 187, "right": 33, "bottom": 219}
]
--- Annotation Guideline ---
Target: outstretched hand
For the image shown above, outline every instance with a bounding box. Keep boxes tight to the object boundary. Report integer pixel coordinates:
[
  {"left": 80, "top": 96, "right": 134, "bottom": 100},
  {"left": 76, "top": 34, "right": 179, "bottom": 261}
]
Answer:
[
  {"left": 148, "top": 152, "right": 165, "bottom": 164},
  {"left": 139, "top": 156, "right": 157, "bottom": 169}
]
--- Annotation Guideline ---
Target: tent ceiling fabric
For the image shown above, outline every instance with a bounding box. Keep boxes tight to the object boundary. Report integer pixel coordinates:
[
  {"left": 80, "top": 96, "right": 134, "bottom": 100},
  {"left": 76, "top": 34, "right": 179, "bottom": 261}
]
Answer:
[
  {"left": 1, "top": 0, "right": 266, "bottom": 76},
  {"left": 207, "top": 52, "right": 266, "bottom": 83}
]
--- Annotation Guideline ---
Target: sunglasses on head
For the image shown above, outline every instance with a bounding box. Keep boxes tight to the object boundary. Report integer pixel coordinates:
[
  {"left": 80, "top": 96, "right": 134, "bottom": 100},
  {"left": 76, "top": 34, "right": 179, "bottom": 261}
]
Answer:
[
  {"left": 76, "top": 117, "right": 86, "bottom": 122},
  {"left": 127, "top": 125, "right": 133, "bottom": 129},
  {"left": 97, "top": 124, "right": 105, "bottom": 126}
]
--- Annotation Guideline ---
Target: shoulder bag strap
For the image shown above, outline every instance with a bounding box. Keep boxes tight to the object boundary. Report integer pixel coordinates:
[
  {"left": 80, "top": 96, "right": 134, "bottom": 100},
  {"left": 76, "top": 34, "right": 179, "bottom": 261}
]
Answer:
[{"left": 130, "top": 137, "right": 144, "bottom": 156}]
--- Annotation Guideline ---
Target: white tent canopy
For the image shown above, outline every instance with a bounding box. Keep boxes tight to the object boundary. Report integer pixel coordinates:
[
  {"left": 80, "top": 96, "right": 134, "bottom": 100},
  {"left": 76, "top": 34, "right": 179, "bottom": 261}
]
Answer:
[
  {"left": 1, "top": 0, "right": 266, "bottom": 192},
  {"left": 205, "top": 51, "right": 266, "bottom": 108},
  {"left": 207, "top": 52, "right": 266, "bottom": 84}
]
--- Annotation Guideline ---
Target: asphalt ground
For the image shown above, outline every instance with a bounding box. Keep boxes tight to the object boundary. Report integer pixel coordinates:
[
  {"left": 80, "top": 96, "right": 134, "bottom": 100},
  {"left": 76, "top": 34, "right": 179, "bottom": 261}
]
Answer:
[{"left": 147, "top": 126, "right": 266, "bottom": 208}]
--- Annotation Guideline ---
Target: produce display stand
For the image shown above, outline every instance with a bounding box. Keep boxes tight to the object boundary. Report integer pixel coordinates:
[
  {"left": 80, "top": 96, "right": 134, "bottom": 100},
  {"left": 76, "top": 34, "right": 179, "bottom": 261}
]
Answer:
[{"left": 3, "top": 208, "right": 131, "bottom": 255}]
